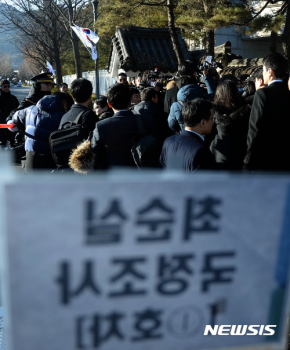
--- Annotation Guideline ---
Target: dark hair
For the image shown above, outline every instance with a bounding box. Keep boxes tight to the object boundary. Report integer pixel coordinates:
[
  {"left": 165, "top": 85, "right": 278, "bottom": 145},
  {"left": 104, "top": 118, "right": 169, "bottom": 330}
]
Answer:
[
  {"left": 118, "top": 72, "right": 127, "bottom": 78},
  {"left": 1, "top": 79, "right": 10, "bottom": 86},
  {"left": 130, "top": 87, "right": 140, "bottom": 97},
  {"left": 182, "top": 98, "right": 213, "bottom": 127},
  {"left": 53, "top": 91, "right": 73, "bottom": 111},
  {"left": 141, "top": 87, "right": 158, "bottom": 101},
  {"left": 94, "top": 97, "right": 107, "bottom": 109},
  {"left": 214, "top": 80, "right": 245, "bottom": 109},
  {"left": 177, "top": 75, "right": 197, "bottom": 89},
  {"left": 219, "top": 74, "right": 238, "bottom": 84},
  {"left": 238, "top": 74, "right": 249, "bottom": 82},
  {"left": 70, "top": 78, "right": 92, "bottom": 103},
  {"left": 263, "top": 53, "right": 288, "bottom": 79},
  {"left": 252, "top": 68, "right": 263, "bottom": 81},
  {"left": 178, "top": 61, "right": 197, "bottom": 76},
  {"left": 107, "top": 83, "right": 131, "bottom": 109},
  {"left": 60, "top": 82, "right": 68, "bottom": 88}
]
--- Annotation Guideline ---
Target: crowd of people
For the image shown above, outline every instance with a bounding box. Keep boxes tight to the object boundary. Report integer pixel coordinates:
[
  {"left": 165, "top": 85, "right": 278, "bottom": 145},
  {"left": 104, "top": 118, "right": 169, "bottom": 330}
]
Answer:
[{"left": 1, "top": 51, "right": 290, "bottom": 174}]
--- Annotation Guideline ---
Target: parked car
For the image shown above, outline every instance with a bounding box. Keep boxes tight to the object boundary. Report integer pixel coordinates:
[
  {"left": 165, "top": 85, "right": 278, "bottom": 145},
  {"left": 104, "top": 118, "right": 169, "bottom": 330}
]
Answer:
[{"left": 17, "top": 82, "right": 22, "bottom": 87}]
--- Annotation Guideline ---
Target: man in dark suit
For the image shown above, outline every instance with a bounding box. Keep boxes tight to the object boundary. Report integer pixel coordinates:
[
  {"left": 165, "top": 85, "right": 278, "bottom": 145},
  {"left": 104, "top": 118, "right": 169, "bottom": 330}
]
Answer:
[
  {"left": 59, "top": 78, "right": 97, "bottom": 139},
  {"left": 91, "top": 83, "right": 157, "bottom": 168},
  {"left": 160, "top": 98, "right": 217, "bottom": 171},
  {"left": 244, "top": 53, "right": 290, "bottom": 171}
]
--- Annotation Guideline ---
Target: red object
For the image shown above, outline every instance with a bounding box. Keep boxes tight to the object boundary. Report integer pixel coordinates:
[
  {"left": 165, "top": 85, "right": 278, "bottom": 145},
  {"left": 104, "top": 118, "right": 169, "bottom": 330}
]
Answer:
[{"left": 0, "top": 124, "right": 14, "bottom": 128}]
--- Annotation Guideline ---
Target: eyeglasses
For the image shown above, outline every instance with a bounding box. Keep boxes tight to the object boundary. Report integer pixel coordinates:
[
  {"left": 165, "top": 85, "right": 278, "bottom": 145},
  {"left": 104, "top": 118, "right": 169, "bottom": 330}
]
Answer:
[{"left": 2, "top": 85, "right": 10, "bottom": 88}]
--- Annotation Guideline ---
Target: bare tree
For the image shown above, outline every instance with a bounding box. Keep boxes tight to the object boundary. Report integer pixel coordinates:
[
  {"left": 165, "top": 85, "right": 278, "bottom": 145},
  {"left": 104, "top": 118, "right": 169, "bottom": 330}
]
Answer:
[
  {"left": 0, "top": 53, "right": 14, "bottom": 78},
  {"left": 51, "top": 0, "right": 93, "bottom": 78},
  {"left": 0, "top": 0, "right": 69, "bottom": 84},
  {"left": 18, "top": 59, "right": 39, "bottom": 81}
]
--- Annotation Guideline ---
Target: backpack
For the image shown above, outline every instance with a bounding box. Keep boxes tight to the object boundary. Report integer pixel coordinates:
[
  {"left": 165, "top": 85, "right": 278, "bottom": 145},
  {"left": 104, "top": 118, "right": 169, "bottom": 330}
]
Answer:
[
  {"left": 49, "top": 110, "right": 87, "bottom": 167},
  {"left": 131, "top": 114, "right": 162, "bottom": 169}
]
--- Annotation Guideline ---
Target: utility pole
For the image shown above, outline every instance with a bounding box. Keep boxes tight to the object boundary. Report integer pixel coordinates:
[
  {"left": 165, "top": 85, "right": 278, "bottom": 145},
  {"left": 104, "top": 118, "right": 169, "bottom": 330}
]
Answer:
[{"left": 91, "top": 0, "right": 99, "bottom": 98}]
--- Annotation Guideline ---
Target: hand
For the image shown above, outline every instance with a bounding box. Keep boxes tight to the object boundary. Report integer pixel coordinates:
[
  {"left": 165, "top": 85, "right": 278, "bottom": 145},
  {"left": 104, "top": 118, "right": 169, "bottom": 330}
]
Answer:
[{"left": 7, "top": 120, "right": 18, "bottom": 132}]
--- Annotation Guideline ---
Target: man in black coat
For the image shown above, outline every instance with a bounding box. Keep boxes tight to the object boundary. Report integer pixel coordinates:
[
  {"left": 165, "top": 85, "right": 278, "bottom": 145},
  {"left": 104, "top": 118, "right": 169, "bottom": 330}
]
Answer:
[
  {"left": 91, "top": 83, "right": 157, "bottom": 169},
  {"left": 244, "top": 53, "right": 290, "bottom": 171},
  {"left": 160, "top": 98, "right": 217, "bottom": 171},
  {"left": 0, "top": 79, "right": 19, "bottom": 147},
  {"left": 59, "top": 78, "right": 97, "bottom": 139},
  {"left": 133, "top": 87, "right": 172, "bottom": 142}
]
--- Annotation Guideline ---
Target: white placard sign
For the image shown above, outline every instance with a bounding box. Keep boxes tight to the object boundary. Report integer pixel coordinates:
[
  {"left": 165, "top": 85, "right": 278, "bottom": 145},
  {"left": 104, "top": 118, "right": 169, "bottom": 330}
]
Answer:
[{"left": 0, "top": 174, "right": 289, "bottom": 350}]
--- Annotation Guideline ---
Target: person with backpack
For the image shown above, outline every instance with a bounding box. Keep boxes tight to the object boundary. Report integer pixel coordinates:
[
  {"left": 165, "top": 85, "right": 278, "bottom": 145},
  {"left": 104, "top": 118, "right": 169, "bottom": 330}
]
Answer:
[
  {"left": 59, "top": 78, "right": 97, "bottom": 136},
  {"left": 51, "top": 78, "right": 97, "bottom": 170},
  {"left": 90, "top": 83, "right": 158, "bottom": 169},
  {"left": 9, "top": 92, "right": 71, "bottom": 172}
]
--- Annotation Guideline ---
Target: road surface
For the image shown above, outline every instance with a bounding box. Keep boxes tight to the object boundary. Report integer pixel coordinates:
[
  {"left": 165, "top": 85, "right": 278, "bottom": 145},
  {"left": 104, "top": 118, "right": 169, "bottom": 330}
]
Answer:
[{"left": 10, "top": 86, "right": 31, "bottom": 103}]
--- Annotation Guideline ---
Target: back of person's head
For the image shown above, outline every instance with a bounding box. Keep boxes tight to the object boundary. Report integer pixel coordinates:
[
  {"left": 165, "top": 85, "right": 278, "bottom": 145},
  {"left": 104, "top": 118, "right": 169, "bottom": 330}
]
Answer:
[
  {"left": 155, "top": 82, "right": 163, "bottom": 89},
  {"left": 141, "top": 87, "right": 157, "bottom": 101},
  {"left": 70, "top": 78, "right": 92, "bottom": 103},
  {"left": 263, "top": 53, "right": 288, "bottom": 79},
  {"left": 214, "top": 80, "right": 245, "bottom": 109},
  {"left": 252, "top": 68, "right": 264, "bottom": 81},
  {"left": 130, "top": 87, "right": 139, "bottom": 97},
  {"left": 94, "top": 96, "right": 108, "bottom": 109},
  {"left": 238, "top": 74, "right": 249, "bottom": 82},
  {"left": 177, "top": 75, "right": 197, "bottom": 89},
  {"left": 219, "top": 74, "right": 238, "bottom": 84},
  {"left": 182, "top": 98, "right": 213, "bottom": 127},
  {"left": 178, "top": 61, "right": 197, "bottom": 76},
  {"left": 107, "top": 83, "right": 131, "bottom": 110},
  {"left": 52, "top": 91, "right": 73, "bottom": 111}
]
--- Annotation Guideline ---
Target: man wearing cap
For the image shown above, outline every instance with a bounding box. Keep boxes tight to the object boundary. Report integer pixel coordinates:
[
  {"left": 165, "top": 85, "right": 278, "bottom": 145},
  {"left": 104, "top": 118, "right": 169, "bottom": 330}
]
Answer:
[
  {"left": 8, "top": 72, "right": 53, "bottom": 122},
  {"left": 7, "top": 72, "right": 53, "bottom": 151},
  {"left": 0, "top": 79, "right": 19, "bottom": 147}
]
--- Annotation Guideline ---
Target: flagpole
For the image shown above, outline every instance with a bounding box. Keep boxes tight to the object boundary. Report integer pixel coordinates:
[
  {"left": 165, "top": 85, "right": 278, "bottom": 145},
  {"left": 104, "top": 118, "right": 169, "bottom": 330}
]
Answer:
[{"left": 92, "top": 0, "right": 99, "bottom": 98}]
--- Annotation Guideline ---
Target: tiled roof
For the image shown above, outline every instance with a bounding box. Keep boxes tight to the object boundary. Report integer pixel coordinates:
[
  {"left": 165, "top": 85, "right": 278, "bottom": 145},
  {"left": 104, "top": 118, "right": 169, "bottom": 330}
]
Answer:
[{"left": 108, "top": 26, "right": 191, "bottom": 73}]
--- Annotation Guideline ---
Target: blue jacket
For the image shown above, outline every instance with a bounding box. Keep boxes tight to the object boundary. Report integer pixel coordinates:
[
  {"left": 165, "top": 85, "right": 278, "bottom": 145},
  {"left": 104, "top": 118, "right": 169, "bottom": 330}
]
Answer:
[
  {"left": 12, "top": 95, "right": 65, "bottom": 154},
  {"left": 168, "top": 76, "right": 216, "bottom": 133},
  {"left": 168, "top": 84, "right": 204, "bottom": 132}
]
